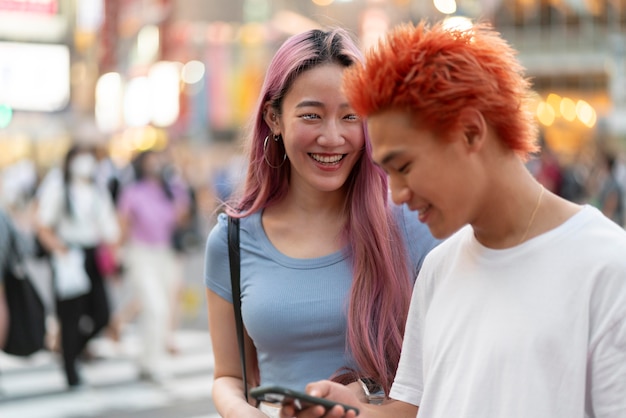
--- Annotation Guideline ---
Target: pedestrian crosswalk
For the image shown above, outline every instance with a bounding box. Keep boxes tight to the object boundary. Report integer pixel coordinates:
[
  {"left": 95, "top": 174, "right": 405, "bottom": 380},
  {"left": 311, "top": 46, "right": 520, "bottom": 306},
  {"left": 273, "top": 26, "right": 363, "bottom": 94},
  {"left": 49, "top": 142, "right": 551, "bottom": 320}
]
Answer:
[{"left": 0, "top": 329, "right": 220, "bottom": 418}]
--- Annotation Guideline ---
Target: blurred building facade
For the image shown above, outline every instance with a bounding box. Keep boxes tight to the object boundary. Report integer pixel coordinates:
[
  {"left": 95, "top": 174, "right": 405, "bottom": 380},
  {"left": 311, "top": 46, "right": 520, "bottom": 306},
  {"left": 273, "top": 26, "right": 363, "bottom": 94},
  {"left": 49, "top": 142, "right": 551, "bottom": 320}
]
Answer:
[{"left": 0, "top": 0, "right": 625, "bottom": 178}]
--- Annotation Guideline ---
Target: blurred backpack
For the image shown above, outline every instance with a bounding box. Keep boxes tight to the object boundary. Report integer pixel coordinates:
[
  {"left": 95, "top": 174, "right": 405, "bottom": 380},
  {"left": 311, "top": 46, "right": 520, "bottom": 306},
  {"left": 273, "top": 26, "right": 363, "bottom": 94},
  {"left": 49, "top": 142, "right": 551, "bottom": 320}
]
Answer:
[{"left": 2, "top": 220, "right": 46, "bottom": 357}]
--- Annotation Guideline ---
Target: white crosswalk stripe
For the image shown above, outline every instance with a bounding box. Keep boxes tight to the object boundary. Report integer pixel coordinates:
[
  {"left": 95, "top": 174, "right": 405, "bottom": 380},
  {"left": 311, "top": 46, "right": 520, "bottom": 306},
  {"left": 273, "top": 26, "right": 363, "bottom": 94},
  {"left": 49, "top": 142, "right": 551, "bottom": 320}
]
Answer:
[{"left": 0, "top": 329, "right": 219, "bottom": 418}]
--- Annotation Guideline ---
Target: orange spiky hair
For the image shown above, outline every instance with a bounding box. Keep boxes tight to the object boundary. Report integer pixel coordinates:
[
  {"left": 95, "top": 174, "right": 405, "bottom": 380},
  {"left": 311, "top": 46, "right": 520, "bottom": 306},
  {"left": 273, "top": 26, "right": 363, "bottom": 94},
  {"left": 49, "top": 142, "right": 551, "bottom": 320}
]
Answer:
[{"left": 344, "top": 20, "right": 539, "bottom": 158}]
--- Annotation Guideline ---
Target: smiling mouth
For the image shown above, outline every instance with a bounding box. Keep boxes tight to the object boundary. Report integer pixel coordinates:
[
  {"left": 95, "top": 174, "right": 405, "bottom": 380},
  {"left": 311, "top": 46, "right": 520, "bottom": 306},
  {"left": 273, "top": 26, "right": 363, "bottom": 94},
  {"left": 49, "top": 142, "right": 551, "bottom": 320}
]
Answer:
[
  {"left": 416, "top": 204, "right": 432, "bottom": 221},
  {"left": 309, "top": 153, "right": 346, "bottom": 165}
]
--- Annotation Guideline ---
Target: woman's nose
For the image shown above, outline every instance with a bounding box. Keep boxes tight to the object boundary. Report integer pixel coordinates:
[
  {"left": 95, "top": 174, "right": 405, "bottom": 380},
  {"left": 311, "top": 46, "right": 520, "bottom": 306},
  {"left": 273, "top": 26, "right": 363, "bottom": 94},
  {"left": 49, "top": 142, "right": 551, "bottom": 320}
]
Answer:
[{"left": 317, "top": 121, "right": 345, "bottom": 147}]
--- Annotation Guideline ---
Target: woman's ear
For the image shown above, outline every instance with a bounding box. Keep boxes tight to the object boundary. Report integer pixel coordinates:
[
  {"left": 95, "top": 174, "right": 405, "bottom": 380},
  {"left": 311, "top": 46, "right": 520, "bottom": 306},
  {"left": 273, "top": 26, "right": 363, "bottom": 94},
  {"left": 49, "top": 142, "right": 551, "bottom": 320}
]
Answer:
[
  {"left": 458, "top": 107, "right": 487, "bottom": 151},
  {"left": 263, "top": 103, "right": 280, "bottom": 134}
]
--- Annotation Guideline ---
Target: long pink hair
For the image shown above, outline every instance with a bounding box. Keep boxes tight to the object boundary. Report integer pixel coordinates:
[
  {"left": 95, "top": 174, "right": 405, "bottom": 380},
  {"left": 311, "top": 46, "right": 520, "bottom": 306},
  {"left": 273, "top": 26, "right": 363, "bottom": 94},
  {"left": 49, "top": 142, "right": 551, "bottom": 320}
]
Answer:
[{"left": 225, "top": 28, "right": 412, "bottom": 394}]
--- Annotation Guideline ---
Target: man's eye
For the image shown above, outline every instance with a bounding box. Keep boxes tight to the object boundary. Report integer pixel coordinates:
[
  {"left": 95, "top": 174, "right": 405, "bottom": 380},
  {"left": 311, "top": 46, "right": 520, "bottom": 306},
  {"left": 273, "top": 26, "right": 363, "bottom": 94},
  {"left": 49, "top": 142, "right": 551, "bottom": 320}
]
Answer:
[{"left": 397, "top": 163, "right": 410, "bottom": 174}]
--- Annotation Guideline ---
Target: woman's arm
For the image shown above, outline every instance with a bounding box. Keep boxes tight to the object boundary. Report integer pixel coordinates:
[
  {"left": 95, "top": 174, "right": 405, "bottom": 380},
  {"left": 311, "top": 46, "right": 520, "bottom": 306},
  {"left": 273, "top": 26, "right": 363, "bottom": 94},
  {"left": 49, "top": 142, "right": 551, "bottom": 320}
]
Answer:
[{"left": 206, "top": 288, "right": 265, "bottom": 418}]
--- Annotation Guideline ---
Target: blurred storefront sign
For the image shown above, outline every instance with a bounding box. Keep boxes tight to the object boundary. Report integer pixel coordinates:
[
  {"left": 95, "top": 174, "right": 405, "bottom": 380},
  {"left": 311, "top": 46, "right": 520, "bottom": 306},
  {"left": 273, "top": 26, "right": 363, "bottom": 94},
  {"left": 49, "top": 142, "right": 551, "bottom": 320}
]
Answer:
[
  {"left": 0, "top": 0, "right": 57, "bottom": 14},
  {"left": 0, "top": 0, "right": 67, "bottom": 42},
  {"left": 0, "top": 41, "right": 70, "bottom": 111}
]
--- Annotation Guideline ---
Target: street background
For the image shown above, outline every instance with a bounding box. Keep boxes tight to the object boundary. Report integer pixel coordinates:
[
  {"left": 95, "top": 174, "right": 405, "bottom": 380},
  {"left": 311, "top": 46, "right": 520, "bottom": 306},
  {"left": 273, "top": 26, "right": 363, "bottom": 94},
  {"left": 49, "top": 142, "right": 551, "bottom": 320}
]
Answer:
[
  {"left": 1, "top": 1, "right": 626, "bottom": 417},
  {"left": 0, "top": 247, "right": 218, "bottom": 418}
]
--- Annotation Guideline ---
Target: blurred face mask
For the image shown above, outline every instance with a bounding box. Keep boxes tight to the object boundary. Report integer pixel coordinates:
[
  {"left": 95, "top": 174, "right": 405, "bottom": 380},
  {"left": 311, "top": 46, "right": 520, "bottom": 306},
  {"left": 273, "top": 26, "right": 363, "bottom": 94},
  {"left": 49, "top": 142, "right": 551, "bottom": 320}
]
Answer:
[{"left": 70, "top": 154, "right": 97, "bottom": 180}]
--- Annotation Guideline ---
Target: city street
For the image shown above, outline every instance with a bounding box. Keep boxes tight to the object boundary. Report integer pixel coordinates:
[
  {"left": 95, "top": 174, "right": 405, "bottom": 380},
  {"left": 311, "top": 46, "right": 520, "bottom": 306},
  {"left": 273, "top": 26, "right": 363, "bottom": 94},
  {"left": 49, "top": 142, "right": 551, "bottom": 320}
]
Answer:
[{"left": 0, "top": 248, "right": 219, "bottom": 418}]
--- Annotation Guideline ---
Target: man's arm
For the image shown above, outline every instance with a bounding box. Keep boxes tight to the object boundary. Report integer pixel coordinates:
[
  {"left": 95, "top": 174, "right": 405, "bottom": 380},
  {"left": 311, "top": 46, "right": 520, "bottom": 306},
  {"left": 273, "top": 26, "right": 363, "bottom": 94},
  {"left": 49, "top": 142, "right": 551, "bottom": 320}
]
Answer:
[{"left": 281, "top": 380, "right": 418, "bottom": 418}]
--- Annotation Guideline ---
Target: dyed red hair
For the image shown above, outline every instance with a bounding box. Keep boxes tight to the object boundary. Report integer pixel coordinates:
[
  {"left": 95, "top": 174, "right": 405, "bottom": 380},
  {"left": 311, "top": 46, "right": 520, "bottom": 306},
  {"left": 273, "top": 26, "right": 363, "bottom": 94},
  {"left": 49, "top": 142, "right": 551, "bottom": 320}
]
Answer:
[{"left": 344, "top": 20, "right": 539, "bottom": 158}]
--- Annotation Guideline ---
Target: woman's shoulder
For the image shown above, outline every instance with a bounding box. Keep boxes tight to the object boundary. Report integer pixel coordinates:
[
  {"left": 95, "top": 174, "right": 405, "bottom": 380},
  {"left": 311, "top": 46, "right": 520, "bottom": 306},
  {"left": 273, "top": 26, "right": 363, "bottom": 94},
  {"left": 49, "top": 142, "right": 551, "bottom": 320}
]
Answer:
[{"left": 207, "top": 211, "right": 262, "bottom": 250}]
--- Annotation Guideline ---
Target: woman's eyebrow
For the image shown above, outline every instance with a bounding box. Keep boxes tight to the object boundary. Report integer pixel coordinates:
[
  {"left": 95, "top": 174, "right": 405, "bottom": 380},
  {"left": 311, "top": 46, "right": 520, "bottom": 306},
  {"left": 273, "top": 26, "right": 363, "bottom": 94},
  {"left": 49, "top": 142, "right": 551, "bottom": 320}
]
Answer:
[{"left": 296, "top": 100, "right": 323, "bottom": 108}]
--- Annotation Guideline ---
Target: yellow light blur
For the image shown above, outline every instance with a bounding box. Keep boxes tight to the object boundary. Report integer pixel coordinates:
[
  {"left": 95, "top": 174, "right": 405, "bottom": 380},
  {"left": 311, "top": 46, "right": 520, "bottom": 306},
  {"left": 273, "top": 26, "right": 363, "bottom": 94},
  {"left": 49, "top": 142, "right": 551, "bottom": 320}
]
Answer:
[
  {"left": 434, "top": 0, "right": 457, "bottom": 14},
  {"left": 109, "top": 132, "right": 134, "bottom": 167},
  {"left": 137, "top": 125, "right": 158, "bottom": 151},
  {"left": 536, "top": 101, "right": 555, "bottom": 126},
  {"left": 546, "top": 93, "right": 562, "bottom": 117},
  {"left": 312, "top": 0, "right": 334, "bottom": 5},
  {"left": 576, "top": 100, "right": 597, "bottom": 128},
  {"left": 560, "top": 97, "right": 576, "bottom": 122}
]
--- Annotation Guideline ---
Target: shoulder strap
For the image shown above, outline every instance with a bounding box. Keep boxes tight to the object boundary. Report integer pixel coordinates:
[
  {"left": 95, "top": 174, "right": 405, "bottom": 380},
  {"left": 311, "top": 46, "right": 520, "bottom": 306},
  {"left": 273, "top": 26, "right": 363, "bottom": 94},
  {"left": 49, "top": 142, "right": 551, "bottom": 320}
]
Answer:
[{"left": 227, "top": 216, "right": 249, "bottom": 402}]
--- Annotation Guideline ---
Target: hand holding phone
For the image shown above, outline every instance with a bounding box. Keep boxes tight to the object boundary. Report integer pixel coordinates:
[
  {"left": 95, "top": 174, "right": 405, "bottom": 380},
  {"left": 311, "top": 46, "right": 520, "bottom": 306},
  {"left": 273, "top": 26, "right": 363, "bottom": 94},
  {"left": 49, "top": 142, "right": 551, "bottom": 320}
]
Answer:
[{"left": 250, "top": 385, "right": 360, "bottom": 415}]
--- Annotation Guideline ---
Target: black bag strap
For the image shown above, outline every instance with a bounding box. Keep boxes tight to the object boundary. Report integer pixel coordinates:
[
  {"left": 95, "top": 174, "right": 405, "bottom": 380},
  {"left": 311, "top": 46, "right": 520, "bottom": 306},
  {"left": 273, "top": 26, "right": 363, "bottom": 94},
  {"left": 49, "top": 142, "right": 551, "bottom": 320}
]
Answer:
[{"left": 227, "top": 216, "right": 249, "bottom": 402}]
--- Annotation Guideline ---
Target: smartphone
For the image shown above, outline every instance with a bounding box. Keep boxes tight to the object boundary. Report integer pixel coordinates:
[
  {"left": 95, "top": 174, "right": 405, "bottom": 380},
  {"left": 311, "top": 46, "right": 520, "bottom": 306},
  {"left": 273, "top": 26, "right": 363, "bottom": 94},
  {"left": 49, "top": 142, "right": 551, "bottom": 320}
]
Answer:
[{"left": 250, "top": 385, "right": 360, "bottom": 415}]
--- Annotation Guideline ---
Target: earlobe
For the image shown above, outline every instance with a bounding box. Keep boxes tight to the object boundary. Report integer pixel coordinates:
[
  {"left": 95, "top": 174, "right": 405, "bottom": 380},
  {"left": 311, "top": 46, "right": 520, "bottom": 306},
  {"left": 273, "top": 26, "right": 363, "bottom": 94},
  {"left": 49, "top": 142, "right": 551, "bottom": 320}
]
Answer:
[{"left": 263, "top": 103, "right": 280, "bottom": 134}]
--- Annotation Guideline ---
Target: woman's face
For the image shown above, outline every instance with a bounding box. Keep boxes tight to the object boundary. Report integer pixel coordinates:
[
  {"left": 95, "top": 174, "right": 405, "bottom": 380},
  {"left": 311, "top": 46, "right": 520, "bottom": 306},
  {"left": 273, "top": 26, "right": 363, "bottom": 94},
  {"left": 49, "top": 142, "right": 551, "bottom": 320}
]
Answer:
[
  {"left": 69, "top": 151, "right": 97, "bottom": 181},
  {"left": 142, "top": 152, "right": 163, "bottom": 178},
  {"left": 268, "top": 63, "right": 365, "bottom": 195}
]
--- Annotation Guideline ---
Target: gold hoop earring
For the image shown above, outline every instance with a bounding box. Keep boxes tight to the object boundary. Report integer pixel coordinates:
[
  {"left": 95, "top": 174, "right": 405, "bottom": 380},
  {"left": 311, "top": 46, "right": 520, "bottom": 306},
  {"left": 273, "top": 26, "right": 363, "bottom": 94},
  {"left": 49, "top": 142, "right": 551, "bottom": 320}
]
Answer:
[{"left": 263, "top": 135, "right": 287, "bottom": 168}]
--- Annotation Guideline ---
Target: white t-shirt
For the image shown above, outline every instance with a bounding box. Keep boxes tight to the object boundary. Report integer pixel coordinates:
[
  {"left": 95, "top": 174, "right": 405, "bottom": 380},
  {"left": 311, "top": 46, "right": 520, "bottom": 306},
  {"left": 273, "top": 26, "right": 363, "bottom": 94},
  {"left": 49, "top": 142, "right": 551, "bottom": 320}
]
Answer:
[
  {"left": 390, "top": 205, "right": 626, "bottom": 418},
  {"left": 37, "top": 175, "right": 119, "bottom": 247}
]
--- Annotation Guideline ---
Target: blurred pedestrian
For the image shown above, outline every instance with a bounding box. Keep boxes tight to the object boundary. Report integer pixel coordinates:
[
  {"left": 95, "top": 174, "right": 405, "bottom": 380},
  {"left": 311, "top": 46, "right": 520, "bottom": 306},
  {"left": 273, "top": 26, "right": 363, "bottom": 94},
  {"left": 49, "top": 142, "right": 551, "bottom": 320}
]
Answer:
[
  {"left": 114, "top": 149, "right": 191, "bottom": 383},
  {"left": 594, "top": 150, "right": 624, "bottom": 227},
  {"left": 205, "top": 28, "right": 439, "bottom": 417},
  {"left": 0, "top": 208, "right": 13, "bottom": 348},
  {"left": 533, "top": 139, "right": 563, "bottom": 195},
  {"left": 35, "top": 144, "right": 120, "bottom": 389},
  {"left": 286, "top": 20, "right": 626, "bottom": 418}
]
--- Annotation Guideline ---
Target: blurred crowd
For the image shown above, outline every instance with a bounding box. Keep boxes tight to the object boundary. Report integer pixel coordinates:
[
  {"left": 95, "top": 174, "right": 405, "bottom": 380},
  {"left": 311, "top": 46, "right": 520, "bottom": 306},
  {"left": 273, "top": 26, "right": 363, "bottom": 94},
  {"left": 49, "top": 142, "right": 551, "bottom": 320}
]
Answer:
[
  {"left": 527, "top": 139, "right": 626, "bottom": 228},
  {"left": 0, "top": 141, "right": 244, "bottom": 390}
]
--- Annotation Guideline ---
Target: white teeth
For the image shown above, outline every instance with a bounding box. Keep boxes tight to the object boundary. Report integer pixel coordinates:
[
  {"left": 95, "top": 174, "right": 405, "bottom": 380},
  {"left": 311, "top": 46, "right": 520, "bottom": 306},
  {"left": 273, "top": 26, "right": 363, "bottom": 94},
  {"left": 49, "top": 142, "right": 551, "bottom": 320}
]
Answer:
[{"left": 310, "top": 154, "right": 344, "bottom": 164}]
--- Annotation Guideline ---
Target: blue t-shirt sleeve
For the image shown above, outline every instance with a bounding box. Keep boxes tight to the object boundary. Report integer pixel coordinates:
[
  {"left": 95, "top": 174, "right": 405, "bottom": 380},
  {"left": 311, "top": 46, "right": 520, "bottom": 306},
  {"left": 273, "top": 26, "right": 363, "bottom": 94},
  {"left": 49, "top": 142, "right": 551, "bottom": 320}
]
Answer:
[
  {"left": 204, "top": 212, "right": 233, "bottom": 303},
  {"left": 392, "top": 203, "right": 441, "bottom": 279}
]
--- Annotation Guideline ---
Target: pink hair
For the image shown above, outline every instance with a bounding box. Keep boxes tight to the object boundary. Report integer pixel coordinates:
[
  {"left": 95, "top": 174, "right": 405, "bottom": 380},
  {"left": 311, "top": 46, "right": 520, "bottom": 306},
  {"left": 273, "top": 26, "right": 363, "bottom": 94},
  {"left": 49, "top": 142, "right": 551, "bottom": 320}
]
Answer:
[
  {"left": 225, "top": 28, "right": 412, "bottom": 394},
  {"left": 344, "top": 21, "right": 539, "bottom": 159}
]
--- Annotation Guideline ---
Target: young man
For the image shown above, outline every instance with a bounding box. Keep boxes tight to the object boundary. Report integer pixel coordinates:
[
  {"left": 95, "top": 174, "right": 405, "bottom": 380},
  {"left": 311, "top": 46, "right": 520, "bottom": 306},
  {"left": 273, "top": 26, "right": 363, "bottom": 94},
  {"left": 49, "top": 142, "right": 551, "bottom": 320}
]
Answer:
[{"left": 282, "top": 20, "right": 626, "bottom": 418}]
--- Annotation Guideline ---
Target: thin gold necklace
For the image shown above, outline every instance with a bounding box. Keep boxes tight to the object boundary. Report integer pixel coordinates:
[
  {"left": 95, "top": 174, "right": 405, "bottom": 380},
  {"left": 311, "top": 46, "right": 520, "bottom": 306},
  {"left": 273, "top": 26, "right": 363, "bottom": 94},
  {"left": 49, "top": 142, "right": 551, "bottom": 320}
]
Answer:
[{"left": 518, "top": 184, "right": 544, "bottom": 245}]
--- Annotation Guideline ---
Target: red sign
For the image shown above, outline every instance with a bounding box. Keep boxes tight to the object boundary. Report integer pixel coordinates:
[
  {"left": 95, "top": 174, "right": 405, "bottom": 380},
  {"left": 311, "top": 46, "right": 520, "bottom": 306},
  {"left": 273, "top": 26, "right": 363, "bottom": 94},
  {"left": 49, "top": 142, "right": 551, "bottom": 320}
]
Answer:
[{"left": 0, "top": 0, "right": 58, "bottom": 14}]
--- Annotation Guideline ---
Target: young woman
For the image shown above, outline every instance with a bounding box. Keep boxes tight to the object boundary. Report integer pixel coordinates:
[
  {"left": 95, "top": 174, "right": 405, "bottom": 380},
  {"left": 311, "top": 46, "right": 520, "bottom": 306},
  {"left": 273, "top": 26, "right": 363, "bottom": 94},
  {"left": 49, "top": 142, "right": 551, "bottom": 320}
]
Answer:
[
  {"left": 204, "top": 28, "right": 439, "bottom": 417},
  {"left": 36, "top": 144, "right": 120, "bottom": 389},
  {"left": 116, "top": 149, "right": 191, "bottom": 383}
]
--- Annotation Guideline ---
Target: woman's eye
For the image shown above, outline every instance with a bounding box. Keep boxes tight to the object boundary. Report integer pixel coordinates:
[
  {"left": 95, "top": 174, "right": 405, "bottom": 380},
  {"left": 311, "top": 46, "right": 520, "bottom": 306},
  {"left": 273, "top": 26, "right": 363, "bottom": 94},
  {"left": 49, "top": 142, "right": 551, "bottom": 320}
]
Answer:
[
  {"left": 301, "top": 113, "right": 320, "bottom": 120},
  {"left": 344, "top": 114, "right": 360, "bottom": 121}
]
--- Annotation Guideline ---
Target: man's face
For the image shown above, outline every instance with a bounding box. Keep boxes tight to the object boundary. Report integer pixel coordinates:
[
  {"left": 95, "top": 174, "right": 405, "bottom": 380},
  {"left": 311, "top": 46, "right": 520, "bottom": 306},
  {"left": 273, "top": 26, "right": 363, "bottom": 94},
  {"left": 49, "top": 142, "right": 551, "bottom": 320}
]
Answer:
[{"left": 368, "top": 108, "right": 476, "bottom": 239}]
